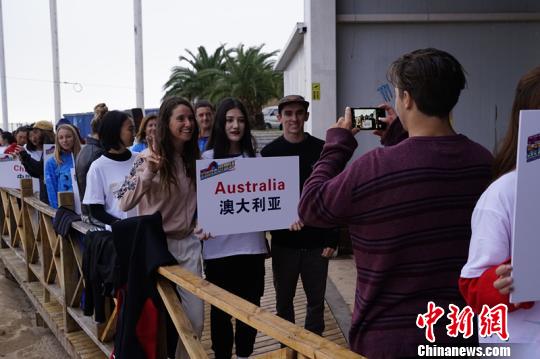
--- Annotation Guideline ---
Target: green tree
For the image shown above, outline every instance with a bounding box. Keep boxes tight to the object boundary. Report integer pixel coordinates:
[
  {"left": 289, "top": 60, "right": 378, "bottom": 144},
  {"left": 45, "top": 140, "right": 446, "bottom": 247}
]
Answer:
[
  {"left": 207, "top": 44, "right": 283, "bottom": 129},
  {"left": 163, "top": 44, "right": 283, "bottom": 128},
  {"left": 162, "top": 45, "right": 228, "bottom": 101}
]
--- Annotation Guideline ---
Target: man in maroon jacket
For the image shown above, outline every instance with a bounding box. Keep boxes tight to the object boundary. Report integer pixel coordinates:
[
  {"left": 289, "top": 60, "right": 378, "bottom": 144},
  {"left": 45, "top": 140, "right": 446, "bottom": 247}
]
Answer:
[{"left": 298, "top": 48, "right": 493, "bottom": 358}]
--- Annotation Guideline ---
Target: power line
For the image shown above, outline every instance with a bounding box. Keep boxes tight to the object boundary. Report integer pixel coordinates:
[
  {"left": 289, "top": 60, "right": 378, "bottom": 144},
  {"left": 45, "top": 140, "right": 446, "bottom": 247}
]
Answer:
[{"left": 5, "top": 76, "right": 135, "bottom": 91}]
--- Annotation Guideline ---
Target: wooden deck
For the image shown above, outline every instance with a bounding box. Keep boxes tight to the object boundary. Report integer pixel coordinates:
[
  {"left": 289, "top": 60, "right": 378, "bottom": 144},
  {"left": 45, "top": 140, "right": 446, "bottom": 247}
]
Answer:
[{"left": 201, "top": 259, "right": 347, "bottom": 358}]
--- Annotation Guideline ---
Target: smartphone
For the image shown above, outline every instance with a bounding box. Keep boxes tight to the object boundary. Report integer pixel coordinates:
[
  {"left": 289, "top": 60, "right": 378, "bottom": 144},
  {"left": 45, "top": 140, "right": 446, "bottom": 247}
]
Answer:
[{"left": 350, "top": 108, "right": 387, "bottom": 130}]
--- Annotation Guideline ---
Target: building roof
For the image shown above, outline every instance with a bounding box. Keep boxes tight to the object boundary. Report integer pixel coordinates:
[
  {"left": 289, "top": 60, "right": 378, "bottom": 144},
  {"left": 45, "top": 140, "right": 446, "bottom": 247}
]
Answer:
[{"left": 274, "top": 22, "right": 306, "bottom": 72}]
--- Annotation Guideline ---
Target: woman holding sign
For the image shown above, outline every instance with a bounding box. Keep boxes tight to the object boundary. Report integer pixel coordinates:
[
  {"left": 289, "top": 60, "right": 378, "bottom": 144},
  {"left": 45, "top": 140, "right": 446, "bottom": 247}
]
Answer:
[
  {"left": 200, "top": 97, "right": 267, "bottom": 359},
  {"left": 13, "top": 121, "right": 55, "bottom": 204},
  {"left": 116, "top": 97, "right": 203, "bottom": 359},
  {"left": 44, "top": 124, "right": 82, "bottom": 208},
  {"left": 460, "top": 66, "right": 540, "bottom": 347}
]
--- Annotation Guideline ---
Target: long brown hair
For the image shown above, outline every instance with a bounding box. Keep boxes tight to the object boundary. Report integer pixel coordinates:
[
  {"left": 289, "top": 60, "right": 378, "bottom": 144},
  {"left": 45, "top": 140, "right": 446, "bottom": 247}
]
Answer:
[
  {"left": 492, "top": 66, "right": 540, "bottom": 180},
  {"left": 206, "top": 97, "right": 256, "bottom": 159},
  {"left": 156, "top": 97, "right": 200, "bottom": 190},
  {"left": 54, "top": 124, "right": 82, "bottom": 164}
]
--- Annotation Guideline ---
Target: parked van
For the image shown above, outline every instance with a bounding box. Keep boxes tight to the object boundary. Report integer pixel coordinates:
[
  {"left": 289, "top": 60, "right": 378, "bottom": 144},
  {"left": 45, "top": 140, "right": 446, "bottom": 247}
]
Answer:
[{"left": 262, "top": 106, "right": 280, "bottom": 129}]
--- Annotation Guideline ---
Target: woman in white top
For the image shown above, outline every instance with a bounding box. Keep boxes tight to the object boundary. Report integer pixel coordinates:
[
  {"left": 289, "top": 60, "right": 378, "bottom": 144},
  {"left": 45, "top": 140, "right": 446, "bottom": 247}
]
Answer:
[
  {"left": 200, "top": 98, "right": 267, "bottom": 359},
  {"left": 83, "top": 110, "right": 136, "bottom": 225},
  {"left": 460, "top": 66, "right": 540, "bottom": 355}
]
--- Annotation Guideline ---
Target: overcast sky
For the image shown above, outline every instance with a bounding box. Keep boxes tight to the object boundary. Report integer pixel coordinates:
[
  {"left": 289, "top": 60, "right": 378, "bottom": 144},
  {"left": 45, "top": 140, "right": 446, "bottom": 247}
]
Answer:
[{"left": 1, "top": 0, "right": 303, "bottom": 127}]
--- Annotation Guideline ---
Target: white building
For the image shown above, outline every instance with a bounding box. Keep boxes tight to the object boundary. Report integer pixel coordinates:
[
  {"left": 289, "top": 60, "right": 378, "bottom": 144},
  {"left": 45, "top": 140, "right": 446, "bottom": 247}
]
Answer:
[{"left": 275, "top": 0, "right": 540, "bottom": 156}]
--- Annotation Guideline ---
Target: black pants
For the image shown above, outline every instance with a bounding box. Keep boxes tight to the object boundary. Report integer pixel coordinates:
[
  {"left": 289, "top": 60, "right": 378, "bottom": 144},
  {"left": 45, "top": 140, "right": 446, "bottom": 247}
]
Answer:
[
  {"left": 204, "top": 254, "right": 266, "bottom": 359},
  {"left": 272, "top": 245, "right": 329, "bottom": 335}
]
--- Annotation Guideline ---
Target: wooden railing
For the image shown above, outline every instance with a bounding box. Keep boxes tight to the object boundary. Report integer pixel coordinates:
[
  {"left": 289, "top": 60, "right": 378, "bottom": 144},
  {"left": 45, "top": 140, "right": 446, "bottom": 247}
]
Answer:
[{"left": 0, "top": 179, "right": 365, "bottom": 359}]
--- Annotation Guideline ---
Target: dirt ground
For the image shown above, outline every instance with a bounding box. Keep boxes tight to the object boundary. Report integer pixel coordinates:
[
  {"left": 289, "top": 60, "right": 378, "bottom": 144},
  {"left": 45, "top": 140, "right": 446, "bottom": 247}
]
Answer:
[{"left": 0, "top": 261, "right": 68, "bottom": 359}]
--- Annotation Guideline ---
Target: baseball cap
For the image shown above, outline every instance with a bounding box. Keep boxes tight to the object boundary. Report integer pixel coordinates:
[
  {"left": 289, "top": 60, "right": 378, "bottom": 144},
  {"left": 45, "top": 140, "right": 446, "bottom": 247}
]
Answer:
[
  {"left": 278, "top": 95, "right": 309, "bottom": 113},
  {"left": 32, "top": 121, "right": 54, "bottom": 132}
]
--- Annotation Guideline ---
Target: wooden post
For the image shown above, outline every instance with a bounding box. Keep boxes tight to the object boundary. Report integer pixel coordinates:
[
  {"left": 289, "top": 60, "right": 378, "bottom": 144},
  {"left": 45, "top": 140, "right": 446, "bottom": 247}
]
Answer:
[
  {"left": 20, "top": 178, "right": 33, "bottom": 197},
  {"left": 41, "top": 215, "right": 52, "bottom": 303},
  {"left": 98, "top": 301, "right": 117, "bottom": 342},
  {"left": 58, "top": 191, "right": 78, "bottom": 332},
  {"left": 157, "top": 279, "right": 208, "bottom": 358},
  {"left": 20, "top": 179, "right": 37, "bottom": 282},
  {"left": 7, "top": 194, "right": 17, "bottom": 248},
  {"left": 0, "top": 190, "right": 6, "bottom": 248},
  {"left": 254, "top": 348, "right": 297, "bottom": 359}
]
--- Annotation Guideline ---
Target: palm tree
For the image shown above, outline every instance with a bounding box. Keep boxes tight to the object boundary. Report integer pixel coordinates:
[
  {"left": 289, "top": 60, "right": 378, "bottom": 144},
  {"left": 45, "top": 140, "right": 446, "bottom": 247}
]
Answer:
[
  {"left": 162, "top": 45, "right": 228, "bottom": 101},
  {"left": 207, "top": 44, "right": 283, "bottom": 128},
  {"left": 163, "top": 44, "right": 283, "bottom": 128}
]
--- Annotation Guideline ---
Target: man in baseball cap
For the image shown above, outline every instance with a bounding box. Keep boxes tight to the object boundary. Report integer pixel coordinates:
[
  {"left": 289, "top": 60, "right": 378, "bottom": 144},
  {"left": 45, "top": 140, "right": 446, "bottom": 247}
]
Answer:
[
  {"left": 261, "top": 95, "right": 338, "bottom": 336},
  {"left": 31, "top": 120, "right": 54, "bottom": 132},
  {"left": 277, "top": 94, "right": 309, "bottom": 113}
]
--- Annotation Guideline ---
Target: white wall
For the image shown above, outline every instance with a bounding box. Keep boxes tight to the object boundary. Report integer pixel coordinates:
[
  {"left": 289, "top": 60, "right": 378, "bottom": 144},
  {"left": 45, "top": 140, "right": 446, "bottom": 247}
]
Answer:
[
  {"left": 283, "top": 45, "right": 306, "bottom": 98},
  {"left": 304, "top": 0, "right": 337, "bottom": 139}
]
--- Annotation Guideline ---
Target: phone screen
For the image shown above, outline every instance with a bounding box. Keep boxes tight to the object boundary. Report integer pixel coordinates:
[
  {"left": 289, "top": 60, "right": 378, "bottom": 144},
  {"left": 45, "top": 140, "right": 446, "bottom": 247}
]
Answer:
[{"left": 351, "top": 108, "right": 386, "bottom": 130}]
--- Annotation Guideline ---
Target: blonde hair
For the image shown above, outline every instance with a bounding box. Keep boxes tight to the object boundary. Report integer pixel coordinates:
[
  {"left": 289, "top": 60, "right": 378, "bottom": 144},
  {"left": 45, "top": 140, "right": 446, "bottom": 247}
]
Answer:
[{"left": 54, "top": 124, "right": 81, "bottom": 164}]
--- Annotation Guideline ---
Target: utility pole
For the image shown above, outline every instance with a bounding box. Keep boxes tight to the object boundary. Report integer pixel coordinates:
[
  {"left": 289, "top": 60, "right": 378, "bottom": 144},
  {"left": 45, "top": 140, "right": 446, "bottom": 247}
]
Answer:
[
  {"left": 133, "top": 0, "right": 144, "bottom": 111},
  {"left": 0, "top": 0, "right": 9, "bottom": 130},
  {"left": 49, "top": 0, "right": 61, "bottom": 124}
]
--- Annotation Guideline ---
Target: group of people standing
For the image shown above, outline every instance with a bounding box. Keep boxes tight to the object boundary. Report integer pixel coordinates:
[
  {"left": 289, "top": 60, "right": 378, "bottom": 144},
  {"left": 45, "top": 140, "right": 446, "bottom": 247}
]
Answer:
[
  {"left": 4, "top": 46, "right": 540, "bottom": 358},
  {"left": 0, "top": 125, "right": 29, "bottom": 154},
  {"left": 5, "top": 93, "right": 335, "bottom": 359}
]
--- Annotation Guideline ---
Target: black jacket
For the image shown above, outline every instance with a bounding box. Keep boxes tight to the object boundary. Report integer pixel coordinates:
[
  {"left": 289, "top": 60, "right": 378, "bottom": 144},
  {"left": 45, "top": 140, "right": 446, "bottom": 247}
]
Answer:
[
  {"left": 82, "top": 230, "right": 116, "bottom": 323},
  {"left": 19, "top": 150, "right": 49, "bottom": 204},
  {"left": 112, "top": 212, "right": 178, "bottom": 359},
  {"left": 75, "top": 136, "right": 104, "bottom": 216},
  {"left": 261, "top": 134, "right": 339, "bottom": 249}
]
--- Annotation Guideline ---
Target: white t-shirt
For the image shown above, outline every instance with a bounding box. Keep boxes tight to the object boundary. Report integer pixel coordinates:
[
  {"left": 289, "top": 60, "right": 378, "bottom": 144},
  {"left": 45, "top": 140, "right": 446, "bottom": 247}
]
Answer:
[
  {"left": 83, "top": 153, "right": 137, "bottom": 220},
  {"left": 24, "top": 146, "right": 43, "bottom": 161},
  {"left": 461, "top": 171, "right": 540, "bottom": 346},
  {"left": 201, "top": 149, "right": 267, "bottom": 260}
]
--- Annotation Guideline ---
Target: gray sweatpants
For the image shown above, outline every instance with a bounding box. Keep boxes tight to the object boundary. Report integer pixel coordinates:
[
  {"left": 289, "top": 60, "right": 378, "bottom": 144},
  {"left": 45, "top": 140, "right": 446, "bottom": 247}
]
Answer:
[{"left": 166, "top": 234, "right": 204, "bottom": 359}]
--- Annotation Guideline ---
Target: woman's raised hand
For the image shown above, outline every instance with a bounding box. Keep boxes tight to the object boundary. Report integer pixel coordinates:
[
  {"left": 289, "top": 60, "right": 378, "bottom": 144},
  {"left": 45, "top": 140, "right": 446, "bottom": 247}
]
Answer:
[{"left": 146, "top": 141, "right": 161, "bottom": 173}]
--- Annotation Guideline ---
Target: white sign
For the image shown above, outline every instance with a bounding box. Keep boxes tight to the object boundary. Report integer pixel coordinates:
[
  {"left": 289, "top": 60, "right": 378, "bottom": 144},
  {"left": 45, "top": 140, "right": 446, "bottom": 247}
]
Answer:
[
  {"left": 0, "top": 155, "right": 38, "bottom": 190},
  {"left": 70, "top": 167, "right": 82, "bottom": 215},
  {"left": 43, "top": 144, "right": 55, "bottom": 171},
  {"left": 196, "top": 157, "right": 299, "bottom": 236},
  {"left": 511, "top": 110, "right": 540, "bottom": 302}
]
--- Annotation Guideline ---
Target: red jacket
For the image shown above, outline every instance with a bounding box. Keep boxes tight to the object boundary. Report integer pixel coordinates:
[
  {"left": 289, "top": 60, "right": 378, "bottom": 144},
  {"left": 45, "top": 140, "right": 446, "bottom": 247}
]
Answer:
[{"left": 459, "top": 258, "right": 534, "bottom": 313}]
